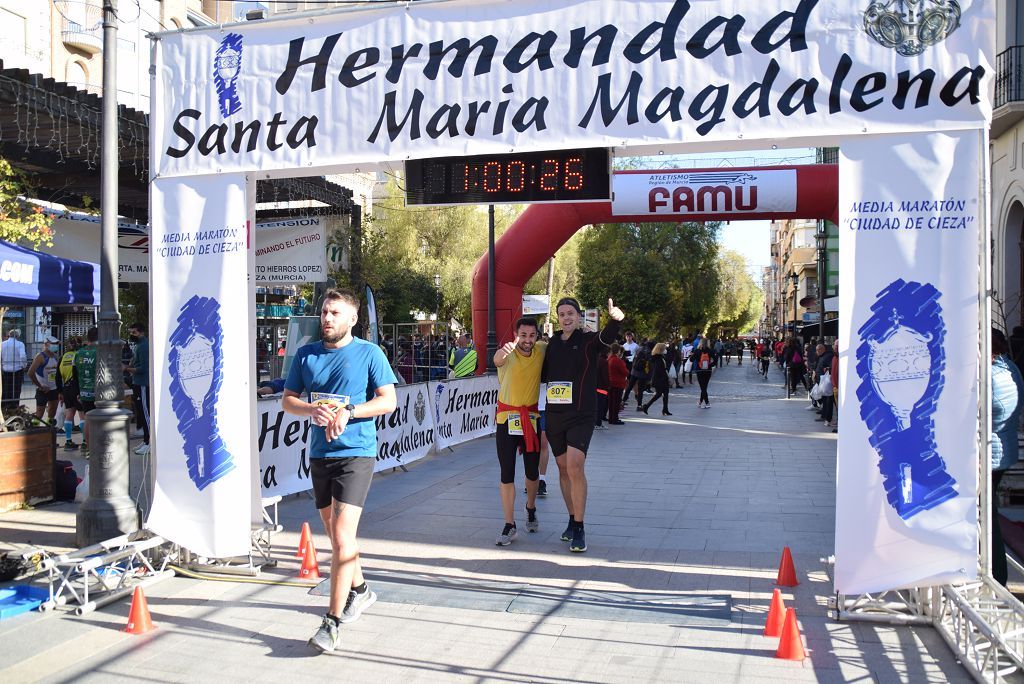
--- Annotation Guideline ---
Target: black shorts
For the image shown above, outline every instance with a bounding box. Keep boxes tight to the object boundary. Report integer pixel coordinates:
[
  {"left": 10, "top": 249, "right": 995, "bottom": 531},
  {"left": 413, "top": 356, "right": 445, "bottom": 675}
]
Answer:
[
  {"left": 35, "top": 388, "right": 59, "bottom": 407},
  {"left": 311, "top": 456, "right": 375, "bottom": 510},
  {"left": 545, "top": 412, "right": 595, "bottom": 456},
  {"left": 495, "top": 422, "right": 541, "bottom": 484},
  {"left": 80, "top": 399, "right": 95, "bottom": 414}
]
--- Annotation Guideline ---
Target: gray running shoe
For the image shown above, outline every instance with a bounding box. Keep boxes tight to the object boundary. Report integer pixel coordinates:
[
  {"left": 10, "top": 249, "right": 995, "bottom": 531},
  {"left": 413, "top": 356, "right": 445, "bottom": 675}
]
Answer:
[
  {"left": 495, "top": 524, "right": 517, "bottom": 546},
  {"left": 340, "top": 587, "right": 377, "bottom": 624},
  {"left": 561, "top": 521, "right": 574, "bottom": 542},
  {"left": 570, "top": 526, "right": 587, "bottom": 553},
  {"left": 308, "top": 616, "right": 340, "bottom": 653},
  {"left": 525, "top": 508, "right": 539, "bottom": 533}
]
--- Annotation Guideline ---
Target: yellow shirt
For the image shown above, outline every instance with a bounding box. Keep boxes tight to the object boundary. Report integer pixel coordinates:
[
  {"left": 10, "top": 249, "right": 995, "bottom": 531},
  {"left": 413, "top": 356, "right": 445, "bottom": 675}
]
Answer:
[{"left": 496, "top": 341, "right": 546, "bottom": 424}]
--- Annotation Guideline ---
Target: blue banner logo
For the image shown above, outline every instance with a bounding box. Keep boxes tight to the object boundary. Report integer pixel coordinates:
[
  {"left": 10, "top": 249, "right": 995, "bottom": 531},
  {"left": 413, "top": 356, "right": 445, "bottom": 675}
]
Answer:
[{"left": 214, "top": 33, "right": 243, "bottom": 117}]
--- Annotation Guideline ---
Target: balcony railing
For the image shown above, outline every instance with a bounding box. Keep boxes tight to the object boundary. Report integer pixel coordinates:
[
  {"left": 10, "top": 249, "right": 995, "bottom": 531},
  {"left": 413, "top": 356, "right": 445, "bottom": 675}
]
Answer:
[
  {"left": 58, "top": 1, "right": 103, "bottom": 55},
  {"left": 996, "top": 46, "right": 1024, "bottom": 109}
]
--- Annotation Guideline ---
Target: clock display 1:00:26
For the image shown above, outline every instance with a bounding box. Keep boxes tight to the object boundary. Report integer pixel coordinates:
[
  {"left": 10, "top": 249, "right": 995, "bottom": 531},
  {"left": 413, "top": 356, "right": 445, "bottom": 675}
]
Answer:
[{"left": 453, "top": 157, "right": 585, "bottom": 194}]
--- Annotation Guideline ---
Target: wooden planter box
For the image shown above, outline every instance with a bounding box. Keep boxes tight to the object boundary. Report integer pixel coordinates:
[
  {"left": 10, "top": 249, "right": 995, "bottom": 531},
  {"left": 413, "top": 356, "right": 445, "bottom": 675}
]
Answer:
[{"left": 0, "top": 427, "right": 56, "bottom": 512}]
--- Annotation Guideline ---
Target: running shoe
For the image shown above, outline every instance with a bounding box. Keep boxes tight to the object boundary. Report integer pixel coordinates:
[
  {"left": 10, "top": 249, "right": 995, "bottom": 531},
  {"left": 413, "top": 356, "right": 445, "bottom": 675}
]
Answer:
[
  {"left": 340, "top": 586, "right": 377, "bottom": 624},
  {"left": 525, "top": 507, "right": 539, "bottom": 533},
  {"left": 495, "top": 524, "right": 517, "bottom": 546},
  {"left": 570, "top": 526, "right": 587, "bottom": 553},
  {"left": 308, "top": 615, "right": 340, "bottom": 653},
  {"left": 609, "top": 420, "right": 625, "bottom": 425},
  {"left": 63, "top": 440, "right": 78, "bottom": 451},
  {"left": 561, "top": 521, "right": 574, "bottom": 542},
  {"left": 537, "top": 480, "right": 547, "bottom": 496},
  {"left": 133, "top": 443, "right": 150, "bottom": 456}
]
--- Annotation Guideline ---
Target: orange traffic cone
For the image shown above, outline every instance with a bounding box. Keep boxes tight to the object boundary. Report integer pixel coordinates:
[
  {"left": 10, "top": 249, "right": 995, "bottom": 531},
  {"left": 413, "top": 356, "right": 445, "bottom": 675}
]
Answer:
[
  {"left": 299, "top": 538, "right": 320, "bottom": 579},
  {"left": 124, "top": 586, "right": 156, "bottom": 634},
  {"left": 775, "top": 608, "right": 806, "bottom": 660},
  {"left": 763, "top": 588, "right": 787, "bottom": 637},
  {"left": 776, "top": 546, "right": 799, "bottom": 587},
  {"left": 296, "top": 522, "right": 312, "bottom": 559}
]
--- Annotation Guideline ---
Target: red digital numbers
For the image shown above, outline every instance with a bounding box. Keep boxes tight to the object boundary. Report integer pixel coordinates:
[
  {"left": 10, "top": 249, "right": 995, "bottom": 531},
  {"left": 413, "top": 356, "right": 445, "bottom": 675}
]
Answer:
[
  {"left": 564, "top": 157, "right": 583, "bottom": 190},
  {"left": 483, "top": 161, "right": 502, "bottom": 192},
  {"left": 539, "top": 159, "right": 559, "bottom": 191},
  {"left": 507, "top": 161, "right": 526, "bottom": 191}
]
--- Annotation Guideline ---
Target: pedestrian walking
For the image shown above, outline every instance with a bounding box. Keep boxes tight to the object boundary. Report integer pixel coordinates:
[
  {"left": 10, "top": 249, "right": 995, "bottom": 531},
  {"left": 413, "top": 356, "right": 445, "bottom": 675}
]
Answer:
[
  {"left": 641, "top": 343, "right": 672, "bottom": 415},
  {"left": 607, "top": 343, "right": 628, "bottom": 425},
  {"left": 622, "top": 341, "right": 650, "bottom": 410},
  {"left": 126, "top": 323, "right": 151, "bottom": 455},
  {"left": 493, "top": 317, "right": 546, "bottom": 545},
  {"left": 990, "top": 328, "right": 1023, "bottom": 587},
  {"left": 691, "top": 338, "right": 717, "bottom": 408},
  {"left": 681, "top": 338, "right": 694, "bottom": 384},
  {"left": 282, "top": 288, "right": 399, "bottom": 654},
  {"left": 1, "top": 328, "right": 27, "bottom": 412},
  {"left": 72, "top": 327, "right": 99, "bottom": 456},
  {"left": 56, "top": 337, "right": 81, "bottom": 450},
  {"left": 667, "top": 338, "right": 682, "bottom": 388},
  {"left": 542, "top": 297, "right": 624, "bottom": 553},
  {"left": 28, "top": 335, "right": 60, "bottom": 424}
]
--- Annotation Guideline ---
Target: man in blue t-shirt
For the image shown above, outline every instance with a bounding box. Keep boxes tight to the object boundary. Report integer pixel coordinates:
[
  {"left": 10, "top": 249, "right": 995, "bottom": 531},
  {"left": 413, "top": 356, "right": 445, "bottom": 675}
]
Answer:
[{"left": 282, "top": 288, "right": 397, "bottom": 654}]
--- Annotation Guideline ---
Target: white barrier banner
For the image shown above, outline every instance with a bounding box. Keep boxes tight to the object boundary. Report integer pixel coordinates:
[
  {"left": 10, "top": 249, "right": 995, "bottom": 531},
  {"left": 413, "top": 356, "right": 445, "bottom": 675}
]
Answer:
[
  {"left": 835, "top": 129, "right": 981, "bottom": 594},
  {"left": 257, "top": 376, "right": 499, "bottom": 498},
  {"left": 612, "top": 169, "right": 797, "bottom": 216},
  {"left": 153, "top": 0, "right": 993, "bottom": 179},
  {"left": 45, "top": 213, "right": 327, "bottom": 283},
  {"left": 431, "top": 375, "right": 499, "bottom": 450},
  {"left": 254, "top": 217, "right": 327, "bottom": 282},
  {"left": 147, "top": 174, "right": 254, "bottom": 559}
]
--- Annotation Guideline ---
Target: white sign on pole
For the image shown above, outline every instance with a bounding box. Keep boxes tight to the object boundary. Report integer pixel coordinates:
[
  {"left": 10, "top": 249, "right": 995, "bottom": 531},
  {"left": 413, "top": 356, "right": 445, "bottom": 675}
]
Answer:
[
  {"left": 521, "top": 294, "right": 550, "bottom": 315},
  {"left": 147, "top": 174, "right": 254, "bottom": 559},
  {"left": 46, "top": 213, "right": 327, "bottom": 284},
  {"left": 432, "top": 375, "right": 499, "bottom": 450},
  {"left": 835, "top": 129, "right": 981, "bottom": 594},
  {"left": 612, "top": 169, "right": 797, "bottom": 216},
  {"left": 151, "top": 0, "right": 993, "bottom": 180}
]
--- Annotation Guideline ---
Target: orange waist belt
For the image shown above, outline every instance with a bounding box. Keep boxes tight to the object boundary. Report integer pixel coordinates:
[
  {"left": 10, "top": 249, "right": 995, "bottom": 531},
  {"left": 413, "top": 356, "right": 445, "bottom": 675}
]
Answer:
[{"left": 496, "top": 401, "right": 540, "bottom": 453}]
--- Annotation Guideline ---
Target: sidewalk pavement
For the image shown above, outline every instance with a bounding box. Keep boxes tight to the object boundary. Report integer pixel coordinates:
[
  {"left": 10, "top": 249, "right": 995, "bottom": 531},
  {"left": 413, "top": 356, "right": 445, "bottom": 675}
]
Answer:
[{"left": 0, "top": 362, "right": 969, "bottom": 683}]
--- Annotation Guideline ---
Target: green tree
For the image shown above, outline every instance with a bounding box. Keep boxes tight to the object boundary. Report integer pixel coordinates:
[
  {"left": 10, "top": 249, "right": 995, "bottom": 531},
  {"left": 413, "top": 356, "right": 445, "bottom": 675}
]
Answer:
[
  {"left": 705, "top": 249, "right": 764, "bottom": 335},
  {"left": 576, "top": 221, "right": 721, "bottom": 338}
]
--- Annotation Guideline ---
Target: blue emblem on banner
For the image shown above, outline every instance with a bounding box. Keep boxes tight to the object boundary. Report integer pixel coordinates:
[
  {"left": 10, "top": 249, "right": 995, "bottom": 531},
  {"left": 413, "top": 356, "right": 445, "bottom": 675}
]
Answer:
[
  {"left": 214, "top": 33, "right": 243, "bottom": 118},
  {"left": 168, "top": 295, "right": 234, "bottom": 490},
  {"left": 855, "top": 279, "right": 957, "bottom": 519}
]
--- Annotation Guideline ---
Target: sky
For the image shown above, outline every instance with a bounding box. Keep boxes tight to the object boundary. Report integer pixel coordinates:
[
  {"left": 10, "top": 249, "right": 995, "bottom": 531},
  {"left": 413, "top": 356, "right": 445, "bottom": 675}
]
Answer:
[{"left": 636, "top": 147, "right": 818, "bottom": 280}]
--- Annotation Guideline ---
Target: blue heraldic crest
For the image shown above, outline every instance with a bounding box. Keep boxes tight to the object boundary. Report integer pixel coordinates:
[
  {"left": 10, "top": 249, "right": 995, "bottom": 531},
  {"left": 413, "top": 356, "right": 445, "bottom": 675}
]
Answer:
[
  {"left": 168, "top": 295, "right": 234, "bottom": 491},
  {"left": 855, "top": 279, "right": 957, "bottom": 519},
  {"left": 214, "top": 33, "right": 243, "bottom": 118}
]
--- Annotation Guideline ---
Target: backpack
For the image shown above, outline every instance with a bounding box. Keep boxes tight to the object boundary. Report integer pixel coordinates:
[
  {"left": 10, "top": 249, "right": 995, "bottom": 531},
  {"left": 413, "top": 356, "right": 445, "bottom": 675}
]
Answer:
[{"left": 699, "top": 351, "right": 711, "bottom": 370}]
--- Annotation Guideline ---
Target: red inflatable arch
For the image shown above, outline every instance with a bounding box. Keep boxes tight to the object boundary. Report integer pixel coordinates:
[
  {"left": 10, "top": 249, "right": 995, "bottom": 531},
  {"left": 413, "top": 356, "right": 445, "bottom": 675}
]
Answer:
[{"left": 470, "top": 165, "right": 838, "bottom": 373}]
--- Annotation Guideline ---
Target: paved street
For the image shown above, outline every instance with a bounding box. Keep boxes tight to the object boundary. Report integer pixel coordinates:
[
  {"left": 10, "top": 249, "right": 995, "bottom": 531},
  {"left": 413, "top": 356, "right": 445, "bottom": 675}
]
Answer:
[{"left": 0, "top": 362, "right": 969, "bottom": 683}]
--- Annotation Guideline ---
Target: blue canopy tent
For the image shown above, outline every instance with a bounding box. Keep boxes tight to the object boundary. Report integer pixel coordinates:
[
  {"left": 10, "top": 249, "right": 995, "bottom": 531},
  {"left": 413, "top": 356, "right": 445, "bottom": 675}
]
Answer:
[{"left": 0, "top": 239, "right": 100, "bottom": 306}]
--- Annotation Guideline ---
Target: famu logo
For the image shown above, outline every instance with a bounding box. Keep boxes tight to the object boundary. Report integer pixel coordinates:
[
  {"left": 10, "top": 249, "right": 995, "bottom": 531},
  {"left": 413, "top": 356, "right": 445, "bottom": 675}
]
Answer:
[
  {"left": 214, "top": 33, "right": 243, "bottom": 117},
  {"left": 648, "top": 171, "right": 761, "bottom": 214},
  {"left": 863, "top": 0, "right": 962, "bottom": 56}
]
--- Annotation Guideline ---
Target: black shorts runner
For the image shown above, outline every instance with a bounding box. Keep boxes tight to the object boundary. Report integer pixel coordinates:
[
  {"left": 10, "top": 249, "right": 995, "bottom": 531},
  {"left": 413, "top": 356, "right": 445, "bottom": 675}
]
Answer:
[
  {"left": 311, "top": 456, "right": 375, "bottom": 509},
  {"left": 495, "top": 421, "right": 541, "bottom": 484},
  {"left": 35, "top": 388, "right": 59, "bottom": 407},
  {"left": 80, "top": 399, "right": 95, "bottom": 413},
  {"left": 545, "top": 412, "right": 595, "bottom": 456}
]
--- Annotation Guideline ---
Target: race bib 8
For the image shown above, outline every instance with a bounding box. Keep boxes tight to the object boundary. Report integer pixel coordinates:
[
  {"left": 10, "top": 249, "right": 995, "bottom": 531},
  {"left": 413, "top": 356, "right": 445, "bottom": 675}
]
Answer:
[{"left": 547, "top": 381, "right": 572, "bottom": 404}]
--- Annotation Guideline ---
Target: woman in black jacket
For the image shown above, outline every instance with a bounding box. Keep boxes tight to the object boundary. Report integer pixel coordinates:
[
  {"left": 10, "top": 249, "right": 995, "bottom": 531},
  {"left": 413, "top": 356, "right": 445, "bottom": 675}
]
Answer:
[{"left": 641, "top": 343, "right": 672, "bottom": 415}]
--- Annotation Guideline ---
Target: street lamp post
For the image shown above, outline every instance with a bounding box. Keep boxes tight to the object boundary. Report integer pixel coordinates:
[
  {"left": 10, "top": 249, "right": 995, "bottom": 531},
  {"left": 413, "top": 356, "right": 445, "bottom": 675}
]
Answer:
[
  {"left": 815, "top": 226, "right": 829, "bottom": 341},
  {"left": 790, "top": 272, "right": 800, "bottom": 342},
  {"left": 433, "top": 273, "right": 441, "bottom": 372}
]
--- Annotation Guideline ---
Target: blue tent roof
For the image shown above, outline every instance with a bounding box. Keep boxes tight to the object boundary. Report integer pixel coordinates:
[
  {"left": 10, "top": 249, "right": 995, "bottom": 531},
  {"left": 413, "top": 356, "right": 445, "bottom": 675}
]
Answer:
[{"left": 0, "top": 240, "right": 100, "bottom": 306}]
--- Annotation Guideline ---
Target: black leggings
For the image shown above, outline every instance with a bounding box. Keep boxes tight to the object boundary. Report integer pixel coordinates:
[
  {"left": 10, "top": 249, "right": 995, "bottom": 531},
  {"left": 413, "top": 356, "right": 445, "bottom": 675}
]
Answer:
[
  {"left": 496, "top": 423, "right": 540, "bottom": 484},
  {"left": 645, "top": 388, "right": 669, "bottom": 412},
  {"left": 696, "top": 371, "right": 712, "bottom": 404}
]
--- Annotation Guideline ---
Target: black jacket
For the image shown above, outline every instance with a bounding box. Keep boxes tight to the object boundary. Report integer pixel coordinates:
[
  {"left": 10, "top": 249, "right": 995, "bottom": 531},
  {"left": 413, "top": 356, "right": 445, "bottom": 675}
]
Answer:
[
  {"left": 542, "top": 320, "right": 620, "bottom": 416},
  {"left": 649, "top": 354, "right": 669, "bottom": 390}
]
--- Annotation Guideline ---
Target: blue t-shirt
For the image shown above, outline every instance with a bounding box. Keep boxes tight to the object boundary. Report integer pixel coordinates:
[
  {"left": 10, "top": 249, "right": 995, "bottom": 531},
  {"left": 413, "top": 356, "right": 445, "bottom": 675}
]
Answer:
[{"left": 284, "top": 338, "right": 398, "bottom": 459}]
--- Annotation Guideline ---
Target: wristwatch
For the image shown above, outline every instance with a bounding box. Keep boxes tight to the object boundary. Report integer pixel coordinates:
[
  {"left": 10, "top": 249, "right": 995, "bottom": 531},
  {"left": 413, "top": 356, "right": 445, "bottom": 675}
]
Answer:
[{"left": 344, "top": 403, "right": 356, "bottom": 420}]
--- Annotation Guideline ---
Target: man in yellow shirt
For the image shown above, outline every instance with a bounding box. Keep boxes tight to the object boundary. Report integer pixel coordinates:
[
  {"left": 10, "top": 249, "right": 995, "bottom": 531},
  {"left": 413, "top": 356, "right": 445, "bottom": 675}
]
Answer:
[{"left": 492, "top": 317, "right": 546, "bottom": 545}]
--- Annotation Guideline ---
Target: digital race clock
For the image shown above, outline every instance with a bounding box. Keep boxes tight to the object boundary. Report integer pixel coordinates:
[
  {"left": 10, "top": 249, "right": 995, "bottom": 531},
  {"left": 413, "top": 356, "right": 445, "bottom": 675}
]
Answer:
[{"left": 405, "top": 148, "right": 611, "bottom": 206}]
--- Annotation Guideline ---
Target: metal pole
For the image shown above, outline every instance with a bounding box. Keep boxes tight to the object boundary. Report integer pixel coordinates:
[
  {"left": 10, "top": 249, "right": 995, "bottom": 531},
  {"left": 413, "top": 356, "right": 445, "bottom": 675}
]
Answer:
[
  {"left": 486, "top": 205, "right": 497, "bottom": 373},
  {"left": 77, "top": 0, "right": 138, "bottom": 546},
  {"left": 818, "top": 224, "right": 826, "bottom": 341},
  {"left": 792, "top": 276, "right": 798, "bottom": 342},
  {"left": 546, "top": 256, "right": 555, "bottom": 333}
]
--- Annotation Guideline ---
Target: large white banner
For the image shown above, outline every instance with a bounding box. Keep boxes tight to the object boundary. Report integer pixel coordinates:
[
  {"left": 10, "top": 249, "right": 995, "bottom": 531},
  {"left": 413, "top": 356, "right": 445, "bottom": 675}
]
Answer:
[
  {"left": 152, "top": 0, "right": 993, "bottom": 178},
  {"left": 433, "top": 375, "right": 499, "bottom": 450},
  {"left": 835, "top": 129, "right": 981, "bottom": 594},
  {"left": 45, "top": 213, "right": 327, "bottom": 283},
  {"left": 147, "top": 174, "right": 254, "bottom": 559},
  {"left": 257, "top": 378, "right": 498, "bottom": 498},
  {"left": 612, "top": 169, "right": 796, "bottom": 216}
]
